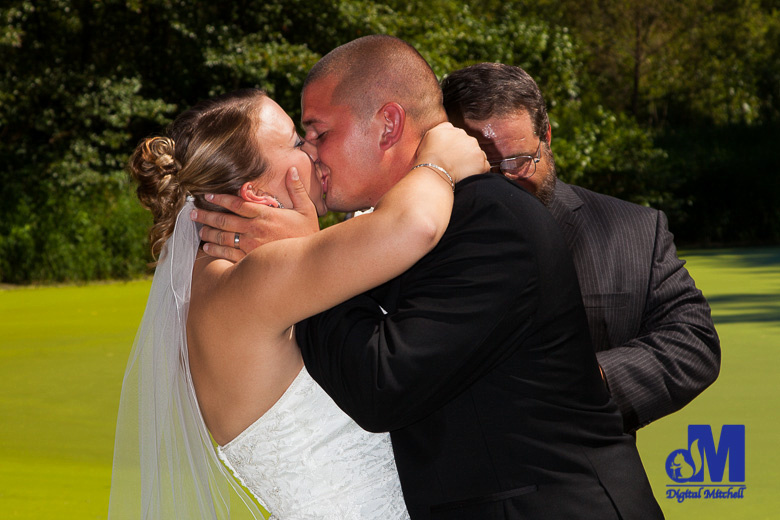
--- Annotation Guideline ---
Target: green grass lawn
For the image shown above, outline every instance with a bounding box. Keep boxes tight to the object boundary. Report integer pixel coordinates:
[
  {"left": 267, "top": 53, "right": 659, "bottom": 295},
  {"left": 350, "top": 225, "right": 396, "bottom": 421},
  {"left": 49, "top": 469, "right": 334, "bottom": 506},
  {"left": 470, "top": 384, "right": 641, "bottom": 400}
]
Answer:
[
  {"left": 636, "top": 247, "right": 780, "bottom": 519},
  {"left": 1, "top": 247, "right": 778, "bottom": 519},
  {"left": 0, "top": 281, "right": 150, "bottom": 519}
]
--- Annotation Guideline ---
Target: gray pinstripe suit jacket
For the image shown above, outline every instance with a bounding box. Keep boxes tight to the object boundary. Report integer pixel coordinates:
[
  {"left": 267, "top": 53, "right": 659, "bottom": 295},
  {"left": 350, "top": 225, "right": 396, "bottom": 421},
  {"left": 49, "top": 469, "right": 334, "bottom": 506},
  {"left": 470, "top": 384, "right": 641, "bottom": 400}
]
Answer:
[{"left": 548, "top": 181, "right": 721, "bottom": 432}]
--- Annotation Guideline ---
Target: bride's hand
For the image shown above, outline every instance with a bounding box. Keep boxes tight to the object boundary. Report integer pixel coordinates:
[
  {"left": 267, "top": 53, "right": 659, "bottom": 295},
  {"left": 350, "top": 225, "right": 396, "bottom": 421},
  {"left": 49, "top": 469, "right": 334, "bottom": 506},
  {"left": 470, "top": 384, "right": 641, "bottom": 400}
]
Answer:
[{"left": 415, "top": 122, "right": 490, "bottom": 184}]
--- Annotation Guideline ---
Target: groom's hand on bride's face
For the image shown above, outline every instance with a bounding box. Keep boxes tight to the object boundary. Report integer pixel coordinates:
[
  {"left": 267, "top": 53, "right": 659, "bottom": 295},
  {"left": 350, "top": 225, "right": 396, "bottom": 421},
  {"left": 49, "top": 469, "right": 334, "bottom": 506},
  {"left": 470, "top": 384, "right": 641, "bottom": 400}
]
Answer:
[{"left": 191, "top": 168, "right": 321, "bottom": 262}]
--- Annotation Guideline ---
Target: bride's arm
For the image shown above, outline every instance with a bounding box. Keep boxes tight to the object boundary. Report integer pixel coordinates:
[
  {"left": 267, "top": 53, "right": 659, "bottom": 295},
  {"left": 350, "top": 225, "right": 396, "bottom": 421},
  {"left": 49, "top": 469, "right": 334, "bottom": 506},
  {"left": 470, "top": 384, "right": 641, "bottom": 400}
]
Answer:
[{"left": 211, "top": 123, "right": 488, "bottom": 332}]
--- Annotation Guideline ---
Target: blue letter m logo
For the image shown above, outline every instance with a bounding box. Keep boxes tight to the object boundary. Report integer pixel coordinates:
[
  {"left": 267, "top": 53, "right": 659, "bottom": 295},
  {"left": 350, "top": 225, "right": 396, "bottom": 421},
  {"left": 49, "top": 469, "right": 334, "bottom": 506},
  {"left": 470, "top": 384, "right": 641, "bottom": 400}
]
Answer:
[{"left": 689, "top": 425, "right": 745, "bottom": 482}]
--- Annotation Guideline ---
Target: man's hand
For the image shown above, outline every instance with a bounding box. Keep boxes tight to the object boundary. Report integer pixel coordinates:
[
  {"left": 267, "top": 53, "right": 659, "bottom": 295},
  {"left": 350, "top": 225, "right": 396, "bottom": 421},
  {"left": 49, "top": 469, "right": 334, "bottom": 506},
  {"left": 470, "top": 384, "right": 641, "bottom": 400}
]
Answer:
[{"left": 190, "top": 167, "right": 321, "bottom": 262}]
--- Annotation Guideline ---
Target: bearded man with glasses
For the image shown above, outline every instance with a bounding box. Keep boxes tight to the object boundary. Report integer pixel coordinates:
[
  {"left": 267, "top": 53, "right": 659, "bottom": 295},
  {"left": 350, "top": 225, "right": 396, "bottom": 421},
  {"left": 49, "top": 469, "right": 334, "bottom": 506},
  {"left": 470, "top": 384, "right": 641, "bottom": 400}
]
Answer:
[{"left": 442, "top": 63, "right": 720, "bottom": 436}]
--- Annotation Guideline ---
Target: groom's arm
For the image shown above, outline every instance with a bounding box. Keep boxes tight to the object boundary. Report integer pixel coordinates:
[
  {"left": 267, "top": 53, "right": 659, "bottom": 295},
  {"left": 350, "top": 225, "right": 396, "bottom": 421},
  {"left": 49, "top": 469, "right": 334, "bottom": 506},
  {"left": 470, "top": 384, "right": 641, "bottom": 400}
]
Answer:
[{"left": 297, "top": 177, "right": 549, "bottom": 432}]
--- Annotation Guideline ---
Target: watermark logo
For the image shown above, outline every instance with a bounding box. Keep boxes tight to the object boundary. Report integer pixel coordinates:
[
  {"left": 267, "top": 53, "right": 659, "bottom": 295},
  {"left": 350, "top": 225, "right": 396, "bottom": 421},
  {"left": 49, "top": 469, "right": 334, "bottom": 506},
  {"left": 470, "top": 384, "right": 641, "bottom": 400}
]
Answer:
[{"left": 665, "top": 425, "right": 746, "bottom": 503}]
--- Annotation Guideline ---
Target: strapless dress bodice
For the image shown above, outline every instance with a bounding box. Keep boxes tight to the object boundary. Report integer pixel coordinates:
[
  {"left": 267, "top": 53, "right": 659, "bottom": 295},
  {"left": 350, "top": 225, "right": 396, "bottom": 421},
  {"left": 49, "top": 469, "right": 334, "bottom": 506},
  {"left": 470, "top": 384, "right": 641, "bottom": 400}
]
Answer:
[{"left": 217, "top": 366, "right": 409, "bottom": 519}]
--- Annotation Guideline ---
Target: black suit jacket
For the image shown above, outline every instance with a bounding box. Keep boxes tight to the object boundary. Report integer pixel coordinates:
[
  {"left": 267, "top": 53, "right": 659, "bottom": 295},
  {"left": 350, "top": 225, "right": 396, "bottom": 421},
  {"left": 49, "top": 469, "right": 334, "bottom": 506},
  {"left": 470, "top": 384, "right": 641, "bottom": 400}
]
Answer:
[
  {"left": 297, "top": 175, "right": 663, "bottom": 519},
  {"left": 548, "top": 182, "right": 720, "bottom": 431}
]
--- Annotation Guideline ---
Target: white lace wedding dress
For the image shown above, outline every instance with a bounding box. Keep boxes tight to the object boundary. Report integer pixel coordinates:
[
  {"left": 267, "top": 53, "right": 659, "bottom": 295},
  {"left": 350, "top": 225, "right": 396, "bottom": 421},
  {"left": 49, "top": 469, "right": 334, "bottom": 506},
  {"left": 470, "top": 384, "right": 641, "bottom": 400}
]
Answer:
[{"left": 217, "top": 366, "right": 410, "bottom": 519}]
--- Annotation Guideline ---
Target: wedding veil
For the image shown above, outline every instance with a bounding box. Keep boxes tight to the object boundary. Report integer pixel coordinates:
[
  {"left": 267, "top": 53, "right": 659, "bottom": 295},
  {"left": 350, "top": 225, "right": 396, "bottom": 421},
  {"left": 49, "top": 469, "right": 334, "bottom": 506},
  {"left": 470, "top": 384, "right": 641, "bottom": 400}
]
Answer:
[{"left": 108, "top": 197, "right": 265, "bottom": 519}]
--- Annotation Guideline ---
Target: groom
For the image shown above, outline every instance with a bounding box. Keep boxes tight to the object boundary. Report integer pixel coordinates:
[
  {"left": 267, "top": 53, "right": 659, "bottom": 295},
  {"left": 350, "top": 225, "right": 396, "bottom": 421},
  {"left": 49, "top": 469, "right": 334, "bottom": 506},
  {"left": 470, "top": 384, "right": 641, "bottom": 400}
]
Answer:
[{"left": 194, "top": 36, "right": 663, "bottom": 519}]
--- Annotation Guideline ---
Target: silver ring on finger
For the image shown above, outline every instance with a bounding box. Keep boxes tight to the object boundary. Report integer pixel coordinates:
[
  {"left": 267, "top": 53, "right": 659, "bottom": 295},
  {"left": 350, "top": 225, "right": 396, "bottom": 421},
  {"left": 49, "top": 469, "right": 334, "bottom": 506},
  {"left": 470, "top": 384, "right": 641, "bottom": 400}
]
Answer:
[{"left": 233, "top": 232, "right": 240, "bottom": 249}]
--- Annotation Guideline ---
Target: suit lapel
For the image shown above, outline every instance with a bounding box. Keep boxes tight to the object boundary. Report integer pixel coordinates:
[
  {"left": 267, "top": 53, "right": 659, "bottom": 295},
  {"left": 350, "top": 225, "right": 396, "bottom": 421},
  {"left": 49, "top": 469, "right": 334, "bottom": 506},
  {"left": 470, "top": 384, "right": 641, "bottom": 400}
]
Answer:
[{"left": 548, "top": 181, "right": 584, "bottom": 250}]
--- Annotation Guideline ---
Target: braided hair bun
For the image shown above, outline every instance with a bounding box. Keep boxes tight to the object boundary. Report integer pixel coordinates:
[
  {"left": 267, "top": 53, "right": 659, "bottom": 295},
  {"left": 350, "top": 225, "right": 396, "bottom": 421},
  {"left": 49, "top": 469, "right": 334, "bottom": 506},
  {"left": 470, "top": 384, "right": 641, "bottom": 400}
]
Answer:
[{"left": 128, "top": 136, "right": 187, "bottom": 260}]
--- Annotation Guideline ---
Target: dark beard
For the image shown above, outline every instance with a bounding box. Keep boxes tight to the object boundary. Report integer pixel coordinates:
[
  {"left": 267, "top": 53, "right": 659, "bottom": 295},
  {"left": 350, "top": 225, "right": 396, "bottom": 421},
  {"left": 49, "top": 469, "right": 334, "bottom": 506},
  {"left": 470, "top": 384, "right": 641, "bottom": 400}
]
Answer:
[{"left": 535, "top": 143, "right": 557, "bottom": 207}]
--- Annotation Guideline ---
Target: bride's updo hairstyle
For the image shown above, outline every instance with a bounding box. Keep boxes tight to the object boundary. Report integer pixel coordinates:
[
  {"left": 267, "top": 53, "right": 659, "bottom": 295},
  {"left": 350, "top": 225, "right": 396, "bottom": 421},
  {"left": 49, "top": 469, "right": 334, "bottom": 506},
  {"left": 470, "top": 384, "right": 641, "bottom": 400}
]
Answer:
[{"left": 129, "top": 89, "right": 269, "bottom": 261}]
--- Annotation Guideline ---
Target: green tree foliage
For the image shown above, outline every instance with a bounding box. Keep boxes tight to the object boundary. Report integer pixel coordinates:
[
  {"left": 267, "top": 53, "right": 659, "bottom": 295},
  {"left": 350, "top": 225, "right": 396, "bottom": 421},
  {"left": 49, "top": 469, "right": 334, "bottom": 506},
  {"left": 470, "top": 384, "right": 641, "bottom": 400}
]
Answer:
[
  {"left": 1, "top": 0, "right": 777, "bottom": 282},
  {"left": 481, "top": 0, "right": 779, "bottom": 244},
  {"left": 515, "top": 0, "right": 779, "bottom": 126}
]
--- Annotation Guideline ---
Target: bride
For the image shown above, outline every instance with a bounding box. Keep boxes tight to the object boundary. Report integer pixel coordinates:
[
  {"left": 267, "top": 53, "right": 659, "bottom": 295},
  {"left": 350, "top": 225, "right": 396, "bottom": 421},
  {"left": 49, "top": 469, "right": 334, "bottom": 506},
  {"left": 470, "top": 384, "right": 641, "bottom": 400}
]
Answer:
[{"left": 107, "top": 88, "right": 488, "bottom": 519}]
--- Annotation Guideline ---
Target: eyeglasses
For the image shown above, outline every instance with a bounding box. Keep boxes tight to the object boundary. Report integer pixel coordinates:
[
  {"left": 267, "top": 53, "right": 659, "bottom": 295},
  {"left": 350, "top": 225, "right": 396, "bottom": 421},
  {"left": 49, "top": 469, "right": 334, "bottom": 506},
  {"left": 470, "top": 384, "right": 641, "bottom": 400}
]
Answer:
[{"left": 488, "top": 139, "right": 542, "bottom": 179}]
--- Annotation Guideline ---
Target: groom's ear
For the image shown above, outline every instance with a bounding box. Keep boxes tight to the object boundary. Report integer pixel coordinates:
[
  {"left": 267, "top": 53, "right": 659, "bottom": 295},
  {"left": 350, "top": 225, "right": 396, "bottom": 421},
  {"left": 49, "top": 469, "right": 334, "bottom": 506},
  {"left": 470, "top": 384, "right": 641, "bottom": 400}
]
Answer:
[{"left": 377, "top": 102, "right": 405, "bottom": 151}]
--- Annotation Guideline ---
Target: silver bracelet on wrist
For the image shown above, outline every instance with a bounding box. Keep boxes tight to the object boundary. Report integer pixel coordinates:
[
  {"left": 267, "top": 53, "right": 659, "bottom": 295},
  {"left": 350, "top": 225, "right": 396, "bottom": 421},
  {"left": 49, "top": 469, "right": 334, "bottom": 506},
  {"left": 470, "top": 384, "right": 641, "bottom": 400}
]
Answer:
[{"left": 411, "top": 163, "right": 455, "bottom": 192}]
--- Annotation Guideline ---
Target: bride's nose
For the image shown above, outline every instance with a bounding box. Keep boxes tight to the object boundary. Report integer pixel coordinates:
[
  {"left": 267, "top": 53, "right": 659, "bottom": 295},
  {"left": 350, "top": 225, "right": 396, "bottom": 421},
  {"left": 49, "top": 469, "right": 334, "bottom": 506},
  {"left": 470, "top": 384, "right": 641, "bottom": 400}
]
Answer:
[{"left": 301, "top": 140, "right": 318, "bottom": 162}]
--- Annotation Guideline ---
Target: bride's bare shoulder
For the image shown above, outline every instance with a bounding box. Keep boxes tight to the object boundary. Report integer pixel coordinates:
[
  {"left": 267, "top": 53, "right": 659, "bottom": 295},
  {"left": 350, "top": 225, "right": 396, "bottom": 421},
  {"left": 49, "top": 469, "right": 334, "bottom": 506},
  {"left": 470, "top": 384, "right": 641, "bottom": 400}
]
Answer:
[{"left": 192, "top": 248, "right": 232, "bottom": 288}]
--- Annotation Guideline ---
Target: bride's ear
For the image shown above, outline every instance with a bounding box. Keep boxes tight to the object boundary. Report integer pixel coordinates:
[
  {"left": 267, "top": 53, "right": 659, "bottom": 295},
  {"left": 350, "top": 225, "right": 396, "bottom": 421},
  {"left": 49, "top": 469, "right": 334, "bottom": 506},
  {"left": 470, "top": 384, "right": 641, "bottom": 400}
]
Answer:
[
  {"left": 241, "top": 182, "right": 281, "bottom": 207},
  {"left": 240, "top": 182, "right": 266, "bottom": 203}
]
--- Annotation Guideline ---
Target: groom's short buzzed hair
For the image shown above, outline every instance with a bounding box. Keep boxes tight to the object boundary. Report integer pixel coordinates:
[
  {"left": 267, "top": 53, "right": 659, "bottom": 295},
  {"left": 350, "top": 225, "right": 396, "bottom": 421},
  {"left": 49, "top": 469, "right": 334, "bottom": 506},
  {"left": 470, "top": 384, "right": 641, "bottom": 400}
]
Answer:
[{"left": 304, "top": 35, "right": 446, "bottom": 134}]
